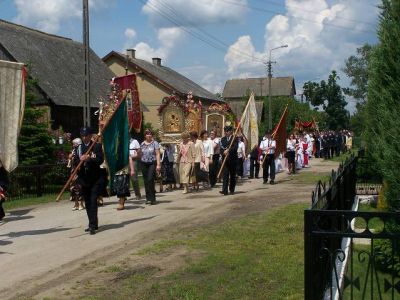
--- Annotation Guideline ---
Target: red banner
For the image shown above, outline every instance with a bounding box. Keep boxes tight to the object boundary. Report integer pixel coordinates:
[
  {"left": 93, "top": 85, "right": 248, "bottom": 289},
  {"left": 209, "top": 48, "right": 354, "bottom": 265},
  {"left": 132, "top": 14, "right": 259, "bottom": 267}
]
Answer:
[
  {"left": 113, "top": 74, "right": 142, "bottom": 133},
  {"left": 272, "top": 105, "right": 288, "bottom": 156},
  {"left": 295, "top": 120, "right": 316, "bottom": 131}
]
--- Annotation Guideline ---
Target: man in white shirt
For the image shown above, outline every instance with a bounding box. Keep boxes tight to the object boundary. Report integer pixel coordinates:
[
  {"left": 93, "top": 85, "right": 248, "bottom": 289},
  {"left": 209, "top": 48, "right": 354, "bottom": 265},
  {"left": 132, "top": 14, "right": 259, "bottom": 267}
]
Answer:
[
  {"left": 236, "top": 135, "right": 246, "bottom": 179},
  {"left": 129, "top": 137, "right": 141, "bottom": 200},
  {"left": 209, "top": 130, "right": 221, "bottom": 187},
  {"left": 259, "top": 130, "right": 276, "bottom": 184}
]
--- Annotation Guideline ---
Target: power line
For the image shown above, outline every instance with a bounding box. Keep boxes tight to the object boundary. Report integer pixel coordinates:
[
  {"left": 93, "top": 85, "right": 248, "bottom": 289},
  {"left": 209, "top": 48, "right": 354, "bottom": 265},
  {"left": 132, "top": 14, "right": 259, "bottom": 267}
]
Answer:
[
  {"left": 219, "top": 0, "right": 376, "bottom": 34},
  {"left": 250, "top": 0, "right": 377, "bottom": 27},
  {"left": 138, "top": 0, "right": 267, "bottom": 64}
]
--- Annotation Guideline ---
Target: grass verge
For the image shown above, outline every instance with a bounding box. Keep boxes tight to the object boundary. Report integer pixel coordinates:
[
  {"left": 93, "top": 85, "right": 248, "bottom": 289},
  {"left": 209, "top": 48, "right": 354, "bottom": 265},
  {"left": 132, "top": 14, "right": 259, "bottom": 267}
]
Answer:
[
  {"left": 4, "top": 177, "right": 144, "bottom": 210},
  {"left": 290, "top": 172, "right": 330, "bottom": 184},
  {"left": 82, "top": 203, "right": 307, "bottom": 300}
]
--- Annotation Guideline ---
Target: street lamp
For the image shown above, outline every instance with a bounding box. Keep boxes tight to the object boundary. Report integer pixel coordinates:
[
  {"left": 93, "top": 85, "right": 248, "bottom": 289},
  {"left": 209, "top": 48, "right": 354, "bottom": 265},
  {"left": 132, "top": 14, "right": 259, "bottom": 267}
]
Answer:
[{"left": 267, "top": 44, "right": 288, "bottom": 131}]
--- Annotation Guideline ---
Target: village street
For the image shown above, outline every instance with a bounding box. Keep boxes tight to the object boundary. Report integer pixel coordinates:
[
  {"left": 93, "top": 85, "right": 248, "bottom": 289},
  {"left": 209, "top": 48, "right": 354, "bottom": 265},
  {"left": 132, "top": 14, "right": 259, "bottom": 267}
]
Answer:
[{"left": 0, "top": 158, "right": 338, "bottom": 299}]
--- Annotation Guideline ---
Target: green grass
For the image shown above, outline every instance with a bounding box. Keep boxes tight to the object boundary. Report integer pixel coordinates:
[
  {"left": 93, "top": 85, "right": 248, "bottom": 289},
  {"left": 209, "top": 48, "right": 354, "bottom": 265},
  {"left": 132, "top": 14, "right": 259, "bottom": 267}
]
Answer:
[
  {"left": 355, "top": 203, "right": 385, "bottom": 232},
  {"left": 3, "top": 192, "right": 70, "bottom": 210},
  {"left": 3, "top": 177, "right": 145, "bottom": 210},
  {"left": 343, "top": 244, "right": 397, "bottom": 300},
  {"left": 84, "top": 203, "right": 307, "bottom": 300},
  {"left": 291, "top": 172, "right": 330, "bottom": 184}
]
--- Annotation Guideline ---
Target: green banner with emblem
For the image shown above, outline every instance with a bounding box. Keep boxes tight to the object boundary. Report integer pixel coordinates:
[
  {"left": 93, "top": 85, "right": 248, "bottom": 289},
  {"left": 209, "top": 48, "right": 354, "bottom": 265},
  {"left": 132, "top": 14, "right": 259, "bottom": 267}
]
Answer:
[{"left": 102, "top": 99, "right": 130, "bottom": 192}]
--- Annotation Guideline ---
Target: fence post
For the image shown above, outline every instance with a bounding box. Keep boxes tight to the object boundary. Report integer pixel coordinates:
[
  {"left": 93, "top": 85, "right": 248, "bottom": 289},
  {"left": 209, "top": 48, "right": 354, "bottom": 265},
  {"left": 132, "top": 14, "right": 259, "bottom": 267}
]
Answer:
[
  {"left": 36, "top": 166, "right": 43, "bottom": 197},
  {"left": 304, "top": 209, "right": 314, "bottom": 300}
]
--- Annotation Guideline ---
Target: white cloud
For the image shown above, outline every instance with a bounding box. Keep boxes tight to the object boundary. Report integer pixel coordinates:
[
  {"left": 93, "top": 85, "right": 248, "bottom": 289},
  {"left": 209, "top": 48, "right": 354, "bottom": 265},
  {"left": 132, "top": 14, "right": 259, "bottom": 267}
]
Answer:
[
  {"left": 224, "top": 0, "right": 379, "bottom": 112},
  {"left": 124, "top": 28, "right": 136, "bottom": 40},
  {"left": 128, "top": 0, "right": 248, "bottom": 62},
  {"left": 142, "top": 0, "right": 248, "bottom": 28},
  {"left": 130, "top": 27, "right": 185, "bottom": 62},
  {"left": 13, "top": 0, "right": 114, "bottom": 33}
]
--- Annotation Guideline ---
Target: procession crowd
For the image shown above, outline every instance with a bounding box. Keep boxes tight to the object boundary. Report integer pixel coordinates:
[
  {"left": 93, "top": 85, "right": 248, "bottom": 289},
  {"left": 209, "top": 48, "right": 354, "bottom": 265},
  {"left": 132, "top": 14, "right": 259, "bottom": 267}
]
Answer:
[{"left": 0, "top": 126, "right": 353, "bottom": 234}]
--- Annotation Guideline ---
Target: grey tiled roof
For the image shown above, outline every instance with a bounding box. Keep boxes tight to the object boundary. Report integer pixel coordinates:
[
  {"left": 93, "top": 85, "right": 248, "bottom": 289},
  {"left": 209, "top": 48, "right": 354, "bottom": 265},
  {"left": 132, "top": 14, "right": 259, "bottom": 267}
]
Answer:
[
  {"left": 0, "top": 19, "right": 114, "bottom": 107},
  {"left": 222, "top": 77, "right": 296, "bottom": 99},
  {"left": 104, "top": 51, "right": 221, "bottom": 103},
  {"left": 228, "top": 100, "right": 264, "bottom": 123}
]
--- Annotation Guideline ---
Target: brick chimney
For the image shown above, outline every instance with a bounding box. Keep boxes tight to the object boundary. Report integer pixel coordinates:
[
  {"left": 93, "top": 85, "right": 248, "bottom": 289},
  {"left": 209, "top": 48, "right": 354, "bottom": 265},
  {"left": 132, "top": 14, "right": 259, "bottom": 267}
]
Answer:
[
  {"left": 152, "top": 57, "right": 161, "bottom": 66},
  {"left": 126, "top": 49, "right": 136, "bottom": 59}
]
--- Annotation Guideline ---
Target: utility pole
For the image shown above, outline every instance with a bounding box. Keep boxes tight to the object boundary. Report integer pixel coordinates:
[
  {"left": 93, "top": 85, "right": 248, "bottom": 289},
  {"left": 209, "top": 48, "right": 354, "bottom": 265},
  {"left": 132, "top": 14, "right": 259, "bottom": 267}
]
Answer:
[
  {"left": 83, "top": 0, "right": 91, "bottom": 127},
  {"left": 267, "top": 60, "right": 274, "bottom": 131},
  {"left": 266, "top": 44, "right": 288, "bottom": 131}
]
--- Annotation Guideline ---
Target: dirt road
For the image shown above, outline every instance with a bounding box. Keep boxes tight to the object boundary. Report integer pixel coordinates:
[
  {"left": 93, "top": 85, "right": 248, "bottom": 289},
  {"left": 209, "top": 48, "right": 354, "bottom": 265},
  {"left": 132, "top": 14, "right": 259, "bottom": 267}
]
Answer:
[{"left": 0, "top": 158, "right": 338, "bottom": 299}]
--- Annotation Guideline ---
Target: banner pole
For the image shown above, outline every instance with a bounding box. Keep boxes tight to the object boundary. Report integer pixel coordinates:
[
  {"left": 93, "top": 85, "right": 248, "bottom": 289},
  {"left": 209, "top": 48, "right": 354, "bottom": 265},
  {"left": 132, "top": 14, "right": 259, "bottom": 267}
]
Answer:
[{"left": 217, "top": 93, "right": 254, "bottom": 179}]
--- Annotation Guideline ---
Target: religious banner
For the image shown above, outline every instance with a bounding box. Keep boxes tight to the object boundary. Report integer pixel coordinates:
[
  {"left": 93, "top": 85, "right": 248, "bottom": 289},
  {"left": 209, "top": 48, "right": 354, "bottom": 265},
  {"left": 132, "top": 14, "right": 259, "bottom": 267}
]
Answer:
[
  {"left": 294, "top": 120, "right": 316, "bottom": 131},
  {"left": 272, "top": 105, "right": 289, "bottom": 156},
  {"left": 206, "top": 113, "right": 224, "bottom": 137},
  {"left": 206, "top": 102, "right": 234, "bottom": 137},
  {"left": 158, "top": 94, "right": 187, "bottom": 144},
  {"left": 112, "top": 74, "right": 141, "bottom": 132},
  {"left": 0, "top": 60, "right": 27, "bottom": 172},
  {"left": 185, "top": 92, "right": 202, "bottom": 134},
  {"left": 241, "top": 93, "right": 259, "bottom": 150}
]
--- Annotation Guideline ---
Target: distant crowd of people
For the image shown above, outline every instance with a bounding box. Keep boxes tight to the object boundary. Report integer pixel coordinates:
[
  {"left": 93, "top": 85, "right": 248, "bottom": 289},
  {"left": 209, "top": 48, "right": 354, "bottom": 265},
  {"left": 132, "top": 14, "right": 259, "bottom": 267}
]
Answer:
[{"left": 0, "top": 126, "right": 353, "bottom": 233}]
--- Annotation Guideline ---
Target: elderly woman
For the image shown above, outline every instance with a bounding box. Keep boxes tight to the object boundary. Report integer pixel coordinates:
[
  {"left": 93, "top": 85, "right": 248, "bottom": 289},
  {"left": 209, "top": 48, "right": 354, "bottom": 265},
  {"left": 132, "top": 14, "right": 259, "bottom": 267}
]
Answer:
[
  {"left": 140, "top": 129, "right": 161, "bottom": 205},
  {"left": 190, "top": 131, "right": 205, "bottom": 190},
  {"left": 68, "top": 138, "right": 85, "bottom": 211},
  {"left": 178, "top": 132, "right": 195, "bottom": 194}
]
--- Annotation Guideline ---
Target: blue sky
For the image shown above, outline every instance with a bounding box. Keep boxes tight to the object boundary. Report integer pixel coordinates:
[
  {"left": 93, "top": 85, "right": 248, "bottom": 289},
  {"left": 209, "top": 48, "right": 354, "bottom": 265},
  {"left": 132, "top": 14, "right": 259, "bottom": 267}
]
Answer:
[{"left": 0, "top": 0, "right": 380, "bottom": 112}]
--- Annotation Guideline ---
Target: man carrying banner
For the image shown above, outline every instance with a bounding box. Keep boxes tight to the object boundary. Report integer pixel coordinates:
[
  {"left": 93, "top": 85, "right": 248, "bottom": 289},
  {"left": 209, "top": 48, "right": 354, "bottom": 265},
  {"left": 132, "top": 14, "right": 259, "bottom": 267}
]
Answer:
[
  {"left": 219, "top": 124, "right": 239, "bottom": 195},
  {"left": 75, "top": 127, "right": 104, "bottom": 235},
  {"left": 260, "top": 130, "right": 276, "bottom": 185},
  {"left": 0, "top": 161, "right": 9, "bottom": 221}
]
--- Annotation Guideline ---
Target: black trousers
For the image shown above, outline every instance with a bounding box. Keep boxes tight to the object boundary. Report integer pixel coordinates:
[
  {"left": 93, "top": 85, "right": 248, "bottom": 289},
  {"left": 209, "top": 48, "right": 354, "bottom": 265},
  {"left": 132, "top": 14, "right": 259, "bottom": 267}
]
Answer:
[
  {"left": 141, "top": 162, "right": 156, "bottom": 202},
  {"left": 249, "top": 158, "right": 260, "bottom": 178},
  {"left": 209, "top": 154, "right": 220, "bottom": 187},
  {"left": 82, "top": 179, "right": 103, "bottom": 229},
  {"left": 236, "top": 157, "right": 244, "bottom": 177},
  {"left": 0, "top": 199, "right": 5, "bottom": 220},
  {"left": 262, "top": 154, "right": 275, "bottom": 181},
  {"left": 222, "top": 162, "right": 237, "bottom": 194}
]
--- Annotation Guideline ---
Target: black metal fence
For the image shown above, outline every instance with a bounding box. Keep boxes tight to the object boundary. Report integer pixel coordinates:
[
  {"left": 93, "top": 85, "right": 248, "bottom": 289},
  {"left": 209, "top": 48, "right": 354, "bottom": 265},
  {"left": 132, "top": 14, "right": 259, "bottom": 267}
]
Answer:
[
  {"left": 8, "top": 164, "right": 69, "bottom": 199},
  {"left": 304, "top": 151, "right": 400, "bottom": 299}
]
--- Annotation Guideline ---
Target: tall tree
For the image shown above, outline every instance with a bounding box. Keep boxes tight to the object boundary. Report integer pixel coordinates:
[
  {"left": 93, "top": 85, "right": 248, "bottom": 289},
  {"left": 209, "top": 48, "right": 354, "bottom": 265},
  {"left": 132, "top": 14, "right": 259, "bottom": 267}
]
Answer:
[
  {"left": 303, "top": 71, "right": 349, "bottom": 130},
  {"left": 365, "top": 0, "right": 400, "bottom": 210},
  {"left": 342, "top": 44, "right": 373, "bottom": 104}
]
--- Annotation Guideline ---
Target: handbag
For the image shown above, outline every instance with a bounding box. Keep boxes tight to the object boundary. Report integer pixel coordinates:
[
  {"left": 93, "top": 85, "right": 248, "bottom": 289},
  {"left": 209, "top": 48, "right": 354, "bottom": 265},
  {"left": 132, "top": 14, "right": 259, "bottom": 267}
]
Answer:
[{"left": 113, "top": 174, "right": 130, "bottom": 196}]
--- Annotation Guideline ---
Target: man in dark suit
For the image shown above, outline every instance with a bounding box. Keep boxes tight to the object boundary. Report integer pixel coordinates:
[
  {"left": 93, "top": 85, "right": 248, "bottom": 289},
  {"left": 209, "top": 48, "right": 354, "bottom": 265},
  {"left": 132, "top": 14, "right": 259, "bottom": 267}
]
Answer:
[
  {"left": 219, "top": 125, "right": 239, "bottom": 195},
  {"left": 0, "top": 162, "right": 9, "bottom": 221},
  {"left": 75, "top": 127, "right": 104, "bottom": 235}
]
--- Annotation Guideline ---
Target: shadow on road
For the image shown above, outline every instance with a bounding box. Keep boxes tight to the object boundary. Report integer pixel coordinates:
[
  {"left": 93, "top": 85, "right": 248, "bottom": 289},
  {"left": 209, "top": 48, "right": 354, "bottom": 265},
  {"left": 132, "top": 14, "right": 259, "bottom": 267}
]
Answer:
[
  {"left": 98, "top": 215, "right": 157, "bottom": 232},
  {"left": 0, "top": 226, "right": 74, "bottom": 239}
]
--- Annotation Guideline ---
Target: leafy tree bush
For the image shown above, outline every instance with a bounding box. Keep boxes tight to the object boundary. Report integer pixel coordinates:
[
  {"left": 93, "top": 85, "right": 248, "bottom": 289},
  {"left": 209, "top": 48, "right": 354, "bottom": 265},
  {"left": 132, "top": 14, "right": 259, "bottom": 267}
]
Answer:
[
  {"left": 364, "top": 0, "right": 400, "bottom": 277},
  {"left": 364, "top": 0, "right": 400, "bottom": 211},
  {"left": 303, "top": 71, "right": 349, "bottom": 130}
]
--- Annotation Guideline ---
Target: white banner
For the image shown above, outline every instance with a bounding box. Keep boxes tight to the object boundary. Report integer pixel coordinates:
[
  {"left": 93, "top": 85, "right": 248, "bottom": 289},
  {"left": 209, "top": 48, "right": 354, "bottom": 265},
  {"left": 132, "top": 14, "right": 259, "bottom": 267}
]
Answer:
[
  {"left": 241, "top": 93, "right": 259, "bottom": 152},
  {"left": 0, "top": 60, "right": 26, "bottom": 172}
]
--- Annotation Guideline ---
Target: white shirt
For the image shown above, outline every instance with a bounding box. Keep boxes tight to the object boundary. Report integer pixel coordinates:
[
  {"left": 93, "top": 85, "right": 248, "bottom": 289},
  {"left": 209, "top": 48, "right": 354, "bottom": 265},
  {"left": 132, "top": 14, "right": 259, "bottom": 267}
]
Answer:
[
  {"left": 259, "top": 138, "right": 276, "bottom": 155},
  {"left": 203, "top": 139, "right": 214, "bottom": 158},
  {"left": 211, "top": 137, "right": 221, "bottom": 155},
  {"left": 129, "top": 139, "right": 140, "bottom": 157},
  {"left": 237, "top": 141, "right": 245, "bottom": 158}
]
